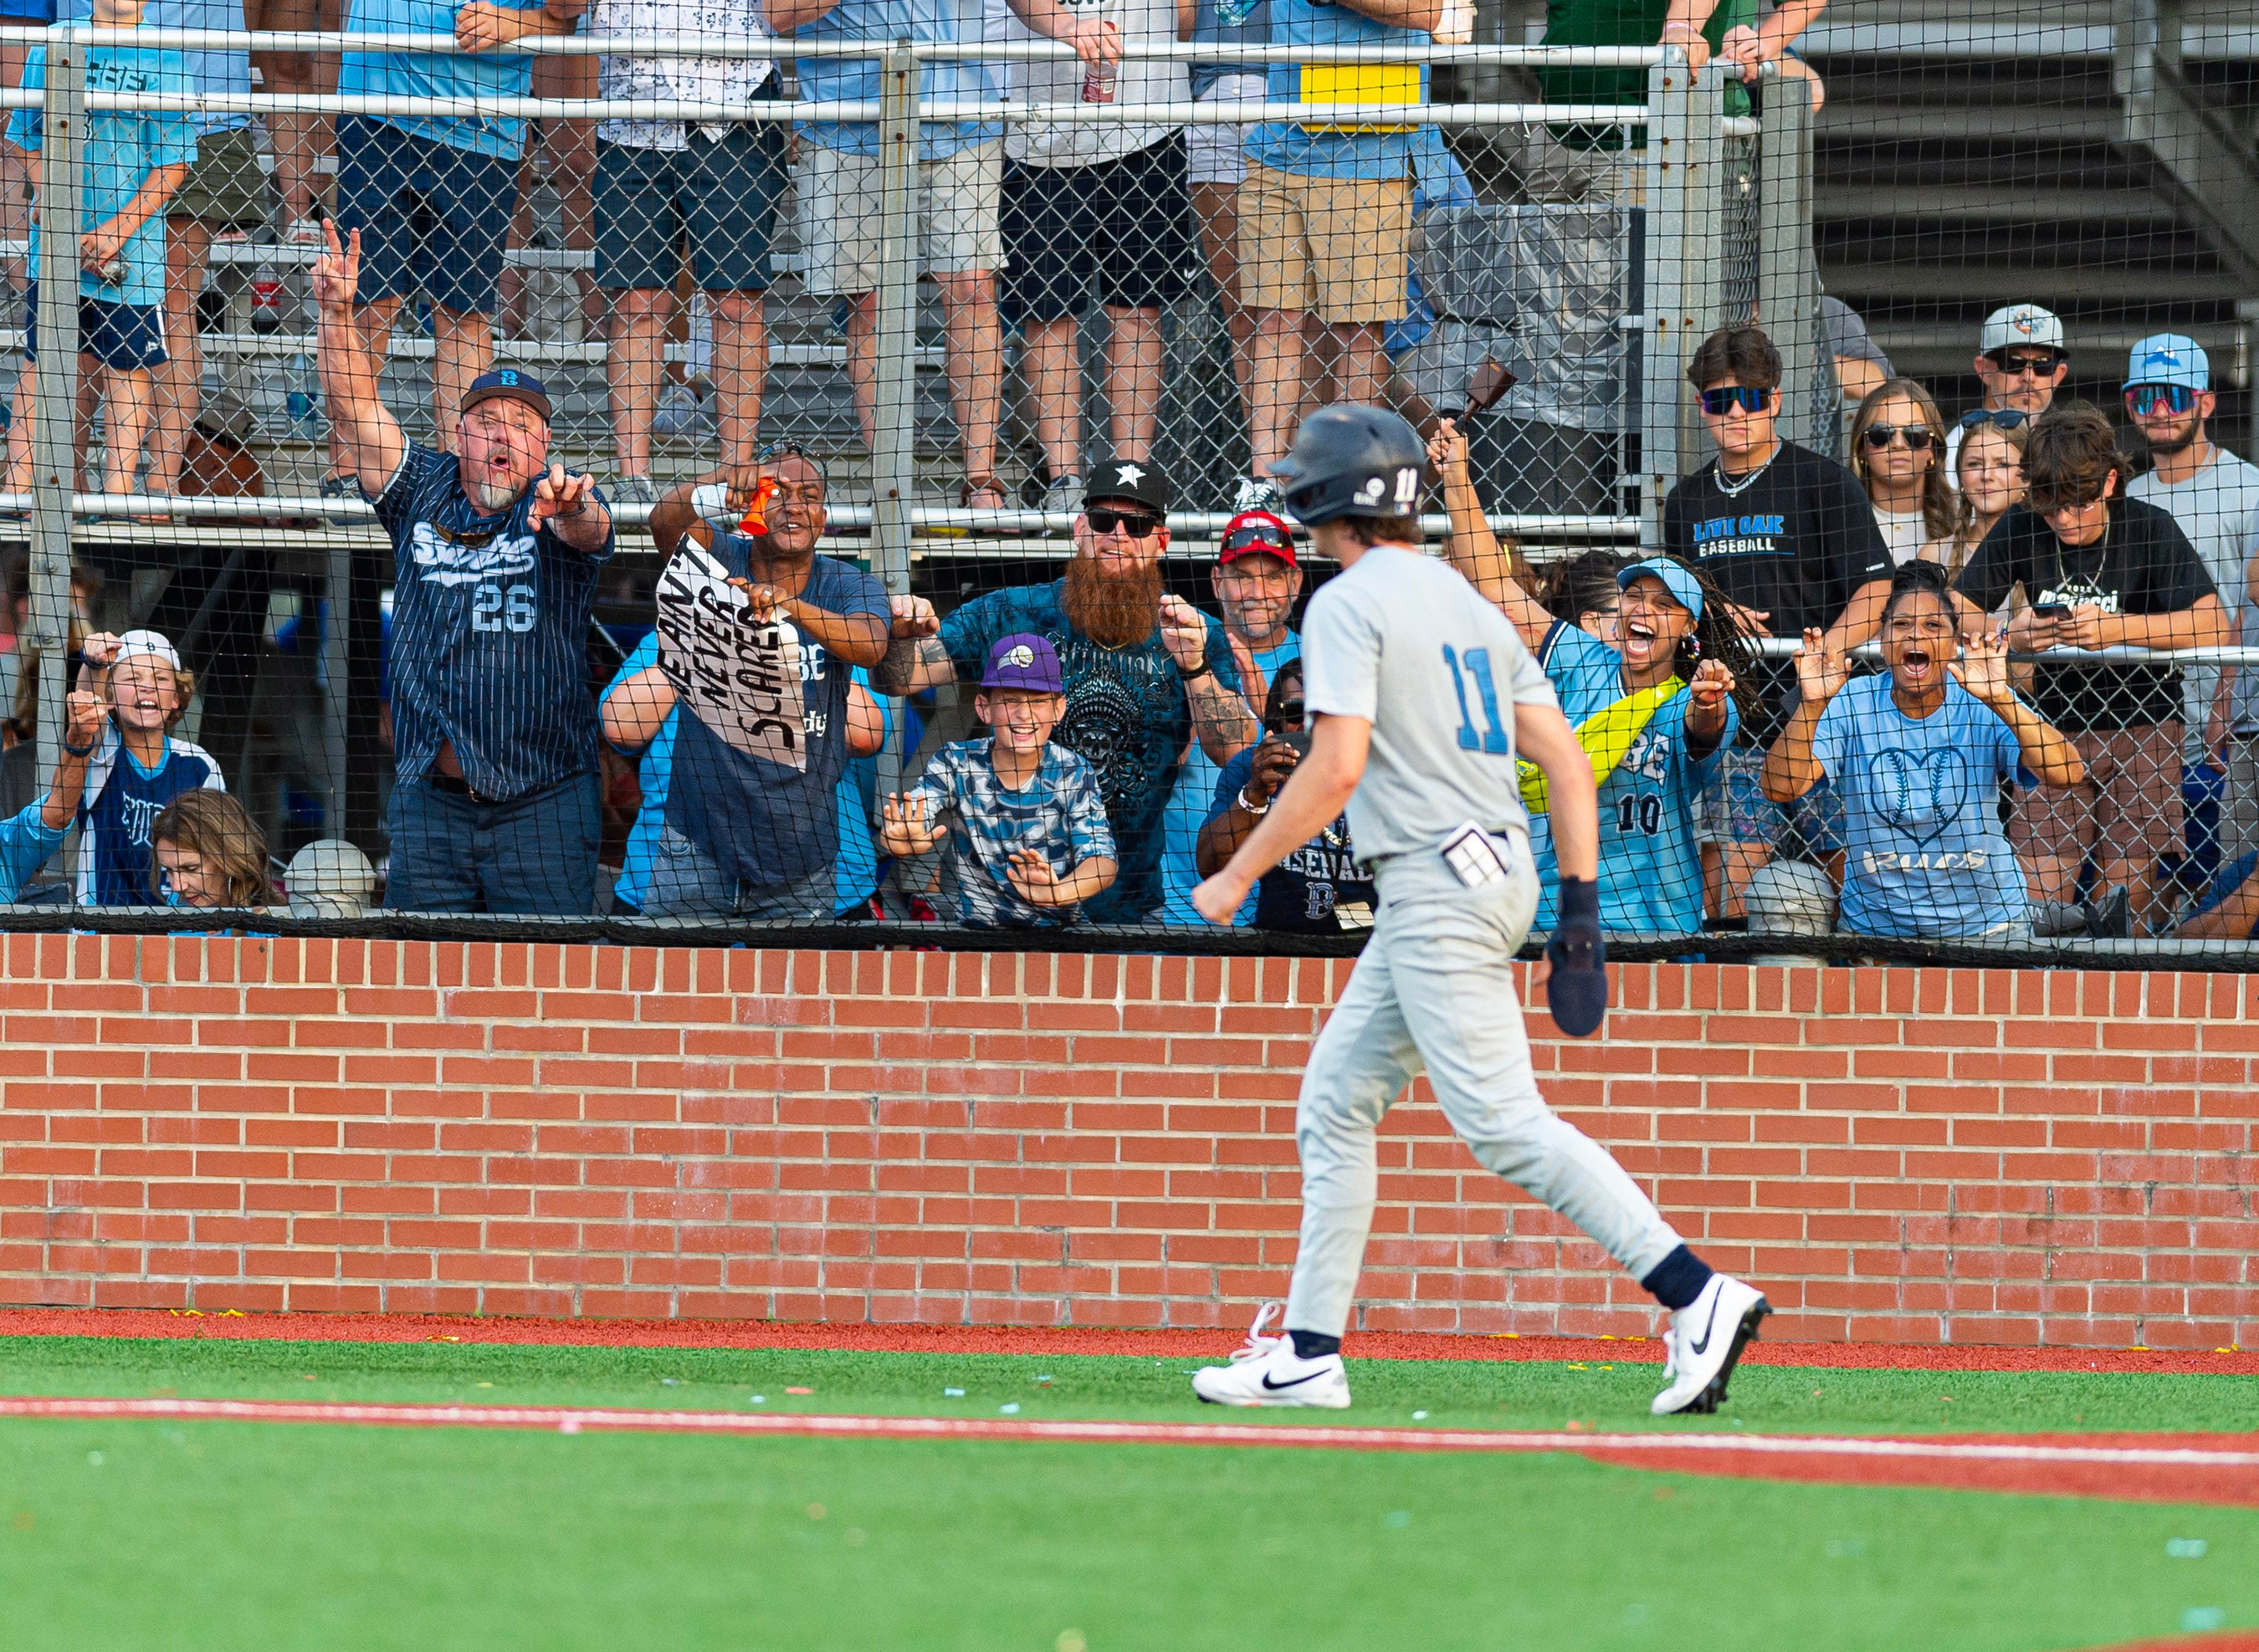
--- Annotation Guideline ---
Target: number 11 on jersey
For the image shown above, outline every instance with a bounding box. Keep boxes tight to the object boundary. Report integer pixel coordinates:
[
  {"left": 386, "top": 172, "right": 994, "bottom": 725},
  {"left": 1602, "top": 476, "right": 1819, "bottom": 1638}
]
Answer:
[{"left": 1442, "top": 644, "right": 1511, "bottom": 754}]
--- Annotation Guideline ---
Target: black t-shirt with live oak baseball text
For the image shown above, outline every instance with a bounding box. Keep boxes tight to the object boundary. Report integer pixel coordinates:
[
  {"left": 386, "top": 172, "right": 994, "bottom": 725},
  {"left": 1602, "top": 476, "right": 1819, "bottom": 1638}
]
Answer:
[
  {"left": 1662, "top": 439, "right": 1895, "bottom": 740},
  {"left": 1954, "top": 498, "right": 2217, "bottom": 731}
]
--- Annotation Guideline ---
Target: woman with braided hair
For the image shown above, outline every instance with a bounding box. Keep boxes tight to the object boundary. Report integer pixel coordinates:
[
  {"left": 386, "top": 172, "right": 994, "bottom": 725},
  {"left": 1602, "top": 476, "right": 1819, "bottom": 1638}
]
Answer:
[{"left": 1431, "top": 418, "right": 1757, "bottom": 934}]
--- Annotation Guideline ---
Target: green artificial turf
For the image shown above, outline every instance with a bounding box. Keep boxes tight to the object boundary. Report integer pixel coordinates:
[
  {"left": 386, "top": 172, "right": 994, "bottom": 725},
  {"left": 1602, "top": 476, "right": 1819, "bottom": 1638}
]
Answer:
[
  {"left": 0, "top": 1334, "right": 2254, "bottom": 1439},
  {"left": 2, "top": 1415, "right": 2253, "bottom": 1651}
]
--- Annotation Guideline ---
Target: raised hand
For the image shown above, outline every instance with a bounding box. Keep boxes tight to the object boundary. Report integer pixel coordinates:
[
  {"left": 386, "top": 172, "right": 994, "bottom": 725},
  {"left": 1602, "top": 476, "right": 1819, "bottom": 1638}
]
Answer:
[
  {"left": 62, "top": 687, "right": 108, "bottom": 751},
  {"left": 1427, "top": 417, "right": 1469, "bottom": 478},
  {"left": 310, "top": 221, "right": 361, "bottom": 319},
  {"left": 79, "top": 631, "right": 122, "bottom": 672},
  {"left": 1242, "top": 737, "right": 1300, "bottom": 806},
  {"left": 1159, "top": 593, "right": 1209, "bottom": 673},
  {"left": 878, "top": 792, "right": 945, "bottom": 856},
  {"left": 1790, "top": 626, "right": 1850, "bottom": 705},
  {"left": 528, "top": 463, "right": 593, "bottom": 532},
  {"left": 889, "top": 595, "right": 940, "bottom": 639},
  {"left": 1688, "top": 657, "right": 1736, "bottom": 711},
  {"left": 1002, "top": 847, "right": 1070, "bottom": 906},
  {"left": 727, "top": 577, "right": 791, "bottom": 618},
  {"left": 1715, "top": 596, "right": 1771, "bottom": 639},
  {"left": 1947, "top": 630, "right": 2012, "bottom": 705}
]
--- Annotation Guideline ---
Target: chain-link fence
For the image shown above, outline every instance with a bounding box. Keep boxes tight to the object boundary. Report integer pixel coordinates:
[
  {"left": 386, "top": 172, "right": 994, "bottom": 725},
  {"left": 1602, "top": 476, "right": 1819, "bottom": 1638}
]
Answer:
[{"left": 0, "top": 8, "right": 2251, "bottom": 968}]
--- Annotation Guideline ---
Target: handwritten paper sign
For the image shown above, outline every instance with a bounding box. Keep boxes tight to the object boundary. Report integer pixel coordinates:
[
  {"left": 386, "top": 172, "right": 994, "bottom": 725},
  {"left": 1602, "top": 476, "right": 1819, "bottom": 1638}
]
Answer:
[{"left": 655, "top": 545, "right": 807, "bottom": 771}]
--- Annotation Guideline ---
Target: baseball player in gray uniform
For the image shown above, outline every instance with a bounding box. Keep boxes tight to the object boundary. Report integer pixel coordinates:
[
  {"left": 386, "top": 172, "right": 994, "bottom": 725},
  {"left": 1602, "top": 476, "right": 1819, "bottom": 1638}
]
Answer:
[{"left": 1188, "top": 405, "right": 1769, "bottom": 1418}]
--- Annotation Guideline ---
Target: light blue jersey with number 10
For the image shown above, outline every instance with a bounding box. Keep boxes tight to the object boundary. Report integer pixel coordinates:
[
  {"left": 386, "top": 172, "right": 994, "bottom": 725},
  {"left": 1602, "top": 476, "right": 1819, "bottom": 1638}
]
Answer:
[
  {"left": 1299, "top": 545, "right": 1560, "bottom": 862},
  {"left": 1530, "top": 622, "right": 1732, "bottom": 937}
]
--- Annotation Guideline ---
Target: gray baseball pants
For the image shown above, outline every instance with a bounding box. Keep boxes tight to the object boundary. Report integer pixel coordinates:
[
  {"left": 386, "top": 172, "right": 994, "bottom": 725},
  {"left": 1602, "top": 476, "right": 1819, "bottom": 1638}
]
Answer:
[{"left": 1283, "top": 836, "right": 1686, "bottom": 1338}]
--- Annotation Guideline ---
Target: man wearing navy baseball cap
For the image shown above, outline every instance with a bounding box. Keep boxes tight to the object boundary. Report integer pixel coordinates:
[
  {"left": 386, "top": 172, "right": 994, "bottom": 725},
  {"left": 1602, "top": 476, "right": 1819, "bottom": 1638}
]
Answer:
[
  {"left": 313, "top": 222, "right": 615, "bottom": 914},
  {"left": 2121, "top": 333, "right": 2259, "bottom": 856}
]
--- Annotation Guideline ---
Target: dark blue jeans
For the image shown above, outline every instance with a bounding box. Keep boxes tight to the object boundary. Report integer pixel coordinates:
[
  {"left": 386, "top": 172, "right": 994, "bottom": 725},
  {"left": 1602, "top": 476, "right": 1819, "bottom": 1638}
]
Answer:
[{"left": 386, "top": 771, "right": 600, "bottom": 915}]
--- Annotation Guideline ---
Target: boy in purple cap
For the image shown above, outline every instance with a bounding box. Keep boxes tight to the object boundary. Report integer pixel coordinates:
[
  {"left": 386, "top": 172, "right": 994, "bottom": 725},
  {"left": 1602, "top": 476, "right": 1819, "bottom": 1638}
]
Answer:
[{"left": 880, "top": 633, "right": 1118, "bottom": 928}]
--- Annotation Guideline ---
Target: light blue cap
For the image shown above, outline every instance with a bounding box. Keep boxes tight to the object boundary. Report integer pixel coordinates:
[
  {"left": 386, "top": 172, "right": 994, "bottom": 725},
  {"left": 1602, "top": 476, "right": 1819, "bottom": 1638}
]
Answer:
[
  {"left": 1616, "top": 557, "right": 1703, "bottom": 621},
  {"left": 2123, "top": 333, "right": 2210, "bottom": 393}
]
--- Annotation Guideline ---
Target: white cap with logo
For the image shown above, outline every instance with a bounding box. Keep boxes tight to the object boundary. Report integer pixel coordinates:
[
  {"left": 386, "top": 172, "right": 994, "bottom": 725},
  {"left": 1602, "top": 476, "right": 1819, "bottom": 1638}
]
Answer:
[
  {"left": 1978, "top": 304, "right": 2066, "bottom": 355},
  {"left": 112, "top": 629, "right": 182, "bottom": 672}
]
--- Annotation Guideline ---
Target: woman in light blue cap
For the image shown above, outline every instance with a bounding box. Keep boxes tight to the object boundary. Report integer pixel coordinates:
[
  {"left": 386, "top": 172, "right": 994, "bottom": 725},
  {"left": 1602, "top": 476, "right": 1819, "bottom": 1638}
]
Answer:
[{"left": 1431, "top": 419, "right": 1758, "bottom": 935}]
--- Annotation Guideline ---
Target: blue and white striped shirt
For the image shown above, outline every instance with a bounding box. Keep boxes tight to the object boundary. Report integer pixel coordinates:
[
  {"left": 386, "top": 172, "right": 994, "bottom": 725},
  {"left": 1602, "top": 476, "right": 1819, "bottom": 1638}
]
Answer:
[
  {"left": 373, "top": 446, "right": 611, "bottom": 801},
  {"left": 906, "top": 739, "right": 1114, "bottom": 928}
]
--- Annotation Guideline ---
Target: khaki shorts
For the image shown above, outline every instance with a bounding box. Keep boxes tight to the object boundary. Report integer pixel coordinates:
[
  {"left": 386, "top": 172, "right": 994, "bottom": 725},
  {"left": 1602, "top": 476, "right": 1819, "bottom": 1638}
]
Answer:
[
  {"left": 1235, "top": 160, "right": 1411, "bottom": 326},
  {"left": 168, "top": 125, "right": 276, "bottom": 232},
  {"left": 797, "top": 138, "right": 1003, "bottom": 295},
  {"left": 2010, "top": 722, "right": 2185, "bottom": 862}
]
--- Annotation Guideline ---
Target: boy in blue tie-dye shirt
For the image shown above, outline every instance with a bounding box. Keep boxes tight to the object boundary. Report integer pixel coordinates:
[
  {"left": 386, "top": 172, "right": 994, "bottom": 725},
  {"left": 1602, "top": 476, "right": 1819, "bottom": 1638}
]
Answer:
[{"left": 881, "top": 633, "right": 1116, "bottom": 928}]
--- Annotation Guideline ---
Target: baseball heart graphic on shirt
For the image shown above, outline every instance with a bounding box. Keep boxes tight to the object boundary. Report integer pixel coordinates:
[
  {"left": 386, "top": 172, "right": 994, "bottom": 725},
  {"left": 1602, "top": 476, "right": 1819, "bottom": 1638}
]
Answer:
[{"left": 1868, "top": 746, "right": 1970, "bottom": 846}]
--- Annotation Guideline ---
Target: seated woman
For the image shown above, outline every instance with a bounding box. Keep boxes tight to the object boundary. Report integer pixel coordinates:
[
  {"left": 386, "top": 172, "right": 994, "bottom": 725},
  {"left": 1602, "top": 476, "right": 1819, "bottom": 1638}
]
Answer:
[
  {"left": 1760, "top": 560, "right": 2085, "bottom": 939},
  {"left": 1429, "top": 418, "right": 1753, "bottom": 936}
]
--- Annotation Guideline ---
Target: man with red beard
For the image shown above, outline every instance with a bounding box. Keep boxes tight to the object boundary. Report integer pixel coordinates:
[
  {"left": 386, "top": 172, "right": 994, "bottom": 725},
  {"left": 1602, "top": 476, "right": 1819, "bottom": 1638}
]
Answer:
[{"left": 878, "top": 461, "right": 1259, "bottom": 922}]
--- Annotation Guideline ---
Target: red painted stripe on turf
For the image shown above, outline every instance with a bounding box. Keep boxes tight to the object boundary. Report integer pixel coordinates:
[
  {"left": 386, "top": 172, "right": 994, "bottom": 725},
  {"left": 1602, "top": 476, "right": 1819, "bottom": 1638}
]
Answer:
[
  {"left": 1, "top": 1308, "right": 2252, "bottom": 1376},
  {"left": 5, "top": 1396, "right": 2256, "bottom": 1506}
]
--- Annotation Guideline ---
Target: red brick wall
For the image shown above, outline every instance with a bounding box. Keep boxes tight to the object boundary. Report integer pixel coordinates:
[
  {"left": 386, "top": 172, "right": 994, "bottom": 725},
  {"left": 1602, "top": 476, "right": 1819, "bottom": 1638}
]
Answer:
[{"left": 0, "top": 937, "right": 2252, "bottom": 1349}]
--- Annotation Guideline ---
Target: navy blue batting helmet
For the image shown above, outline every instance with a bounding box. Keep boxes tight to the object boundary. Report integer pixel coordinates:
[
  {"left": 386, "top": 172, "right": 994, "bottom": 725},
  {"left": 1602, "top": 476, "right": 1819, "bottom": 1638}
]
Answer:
[{"left": 1268, "top": 404, "right": 1428, "bottom": 527}]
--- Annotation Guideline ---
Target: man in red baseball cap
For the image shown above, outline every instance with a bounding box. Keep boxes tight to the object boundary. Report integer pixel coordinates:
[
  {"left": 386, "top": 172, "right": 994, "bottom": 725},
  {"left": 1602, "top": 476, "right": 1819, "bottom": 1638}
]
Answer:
[{"left": 1154, "top": 508, "right": 1309, "bottom": 921}]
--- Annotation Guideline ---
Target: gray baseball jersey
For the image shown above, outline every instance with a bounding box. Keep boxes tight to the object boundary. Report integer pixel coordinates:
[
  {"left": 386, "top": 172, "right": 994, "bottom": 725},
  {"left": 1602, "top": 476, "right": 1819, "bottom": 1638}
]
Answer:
[{"left": 1299, "top": 545, "right": 1560, "bottom": 860}]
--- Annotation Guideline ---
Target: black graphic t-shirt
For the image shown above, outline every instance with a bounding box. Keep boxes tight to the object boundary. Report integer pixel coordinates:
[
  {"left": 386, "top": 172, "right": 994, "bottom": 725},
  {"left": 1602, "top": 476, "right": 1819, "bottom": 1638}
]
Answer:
[
  {"left": 1662, "top": 439, "right": 1895, "bottom": 740},
  {"left": 940, "top": 579, "right": 1243, "bottom": 923},
  {"left": 1954, "top": 499, "right": 2217, "bottom": 730}
]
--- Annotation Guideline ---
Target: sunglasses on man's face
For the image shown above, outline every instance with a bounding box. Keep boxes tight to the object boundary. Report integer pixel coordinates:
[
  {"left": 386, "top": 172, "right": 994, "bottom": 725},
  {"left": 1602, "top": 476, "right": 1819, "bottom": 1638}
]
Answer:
[
  {"left": 1862, "top": 422, "right": 1936, "bottom": 453},
  {"left": 1988, "top": 350, "right": 2063, "bottom": 377},
  {"left": 1698, "top": 386, "right": 1772, "bottom": 417},
  {"left": 2125, "top": 383, "right": 2199, "bottom": 417},
  {"left": 1957, "top": 407, "right": 2029, "bottom": 432},
  {"left": 1088, "top": 508, "right": 1163, "bottom": 537}
]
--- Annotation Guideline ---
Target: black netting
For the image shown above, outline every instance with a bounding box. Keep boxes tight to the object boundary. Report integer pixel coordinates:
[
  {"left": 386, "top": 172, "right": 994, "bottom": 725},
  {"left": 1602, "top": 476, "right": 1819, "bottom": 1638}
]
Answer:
[{"left": 0, "top": 4, "right": 2247, "bottom": 967}]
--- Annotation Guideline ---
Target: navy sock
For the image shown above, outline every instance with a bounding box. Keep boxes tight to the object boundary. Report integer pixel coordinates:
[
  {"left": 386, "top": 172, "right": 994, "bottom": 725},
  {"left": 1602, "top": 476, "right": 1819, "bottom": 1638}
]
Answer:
[
  {"left": 1288, "top": 1329, "right": 1341, "bottom": 1360},
  {"left": 1640, "top": 1245, "right": 1714, "bottom": 1312}
]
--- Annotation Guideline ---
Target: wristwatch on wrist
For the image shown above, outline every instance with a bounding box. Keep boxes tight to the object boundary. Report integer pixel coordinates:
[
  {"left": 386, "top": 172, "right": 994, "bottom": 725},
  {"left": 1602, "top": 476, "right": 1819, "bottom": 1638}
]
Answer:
[{"left": 1237, "top": 785, "right": 1270, "bottom": 816}]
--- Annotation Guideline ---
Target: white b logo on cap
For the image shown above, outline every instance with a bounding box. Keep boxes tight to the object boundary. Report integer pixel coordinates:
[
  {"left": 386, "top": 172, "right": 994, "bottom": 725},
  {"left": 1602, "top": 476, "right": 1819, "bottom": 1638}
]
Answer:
[{"left": 1006, "top": 644, "right": 1034, "bottom": 668}]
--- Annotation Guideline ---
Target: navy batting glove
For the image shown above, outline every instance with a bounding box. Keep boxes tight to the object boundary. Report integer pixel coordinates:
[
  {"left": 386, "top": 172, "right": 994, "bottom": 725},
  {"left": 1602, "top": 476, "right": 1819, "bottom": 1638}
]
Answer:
[{"left": 1544, "top": 876, "right": 1609, "bottom": 1038}]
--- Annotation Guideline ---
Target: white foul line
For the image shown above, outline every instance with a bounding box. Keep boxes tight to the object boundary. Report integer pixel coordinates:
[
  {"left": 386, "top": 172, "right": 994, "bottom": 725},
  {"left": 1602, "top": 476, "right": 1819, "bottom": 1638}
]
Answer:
[{"left": 2, "top": 1394, "right": 2256, "bottom": 1471}]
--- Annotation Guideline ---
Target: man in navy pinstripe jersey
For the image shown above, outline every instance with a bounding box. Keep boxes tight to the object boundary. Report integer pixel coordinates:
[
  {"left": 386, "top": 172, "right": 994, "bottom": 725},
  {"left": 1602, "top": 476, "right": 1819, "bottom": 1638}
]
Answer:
[{"left": 314, "top": 222, "right": 612, "bottom": 913}]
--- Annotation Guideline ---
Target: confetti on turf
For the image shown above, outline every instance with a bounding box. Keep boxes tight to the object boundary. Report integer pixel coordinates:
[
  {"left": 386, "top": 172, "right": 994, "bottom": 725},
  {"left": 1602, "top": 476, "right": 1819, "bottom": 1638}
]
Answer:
[
  {"left": 2166, "top": 1538, "right": 2209, "bottom": 1559},
  {"left": 1000, "top": 1404, "right": 1021, "bottom": 1415},
  {"left": 749, "top": 1396, "right": 765, "bottom": 1404},
  {"left": 786, "top": 1388, "right": 813, "bottom": 1395},
  {"left": 2182, "top": 1608, "right": 2226, "bottom": 1632},
  {"left": 945, "top": 1388, "right": 965, "bottom": 1397}
]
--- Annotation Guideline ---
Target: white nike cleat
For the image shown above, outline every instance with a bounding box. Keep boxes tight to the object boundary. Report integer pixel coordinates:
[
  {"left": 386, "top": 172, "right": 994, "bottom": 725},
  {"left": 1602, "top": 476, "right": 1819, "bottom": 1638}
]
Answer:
[
  {"left": 1650, "top": 1275, "right": 1770, "bottom": 1417},
  {"left": 1191, "top": 1303, "right": 1351, "bottom": 1409}
]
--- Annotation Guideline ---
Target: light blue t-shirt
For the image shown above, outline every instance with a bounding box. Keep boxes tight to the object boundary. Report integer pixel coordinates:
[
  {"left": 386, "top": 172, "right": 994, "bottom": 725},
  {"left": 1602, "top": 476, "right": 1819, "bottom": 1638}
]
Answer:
[
  {"left": 9, "top": 46, "right": 196, "bottom": 307},
  {"left": 1531, "top": 623, "right": 1731, "bottom": 938},
  {"left": 606, "top": 635, "right": 891, "bottom": 916},
  {"left": 341, "top": 0, "right": 551, "bottom": 159},
  {"left": 1157, "top": 630, "right": 1298, "bottom": 925},
  {"left": 1811, "top": 674, "right": 2031, "bottom": 939},
  {"left": 792, "top": 0, "right": 999, "bottom": 160},
  {"left": 68, "top": 0, "right": 249, "bottom": 135},
  {"left": 0, "top": 799, "right": 66, "bottom": 900},
  {"left": 1244, "top": 0, "right": 1426, "bottom": 182}
]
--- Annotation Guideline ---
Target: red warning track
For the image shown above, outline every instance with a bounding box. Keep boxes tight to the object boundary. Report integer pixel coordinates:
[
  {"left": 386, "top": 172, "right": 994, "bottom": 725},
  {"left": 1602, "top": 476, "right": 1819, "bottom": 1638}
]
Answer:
[
  {"left": 1, "top": 1307, "right": 2252, "bottom": 1376},
  {"left": 5, "top": 1394, "right": 2256, "bottom": 1508}
]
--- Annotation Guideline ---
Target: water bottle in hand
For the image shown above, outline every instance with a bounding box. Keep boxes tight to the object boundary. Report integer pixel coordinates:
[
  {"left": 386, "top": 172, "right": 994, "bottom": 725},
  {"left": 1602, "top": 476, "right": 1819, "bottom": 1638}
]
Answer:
[{"left": 1079, "top": 5, "right": 1119, "bottom": 103}]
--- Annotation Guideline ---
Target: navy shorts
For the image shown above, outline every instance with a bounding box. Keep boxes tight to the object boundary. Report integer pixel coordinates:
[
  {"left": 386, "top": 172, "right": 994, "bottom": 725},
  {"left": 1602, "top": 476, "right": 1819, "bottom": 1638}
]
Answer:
[
  {"left": 593, "top": 121, "right": 788, "bottom": 294},
  {"left": 22, "top": 282, "right": 167, "bottom": 371},
  {"left": 332, "top": 115, "right": 520, "bottom": 317},
  {"left": 1000, "top": 133, "right": 1196, "bottom": 325}
]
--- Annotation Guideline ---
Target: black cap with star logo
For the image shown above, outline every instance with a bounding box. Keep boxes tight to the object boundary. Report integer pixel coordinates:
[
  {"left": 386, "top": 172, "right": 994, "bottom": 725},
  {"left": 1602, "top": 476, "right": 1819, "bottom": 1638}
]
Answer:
[{"left": 1083, "top": 459, "right": 1170, "bottom": 515}]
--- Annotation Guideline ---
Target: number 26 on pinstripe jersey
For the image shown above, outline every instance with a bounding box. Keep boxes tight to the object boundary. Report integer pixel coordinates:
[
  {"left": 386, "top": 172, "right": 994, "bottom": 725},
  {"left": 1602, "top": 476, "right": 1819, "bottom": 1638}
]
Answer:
[{"left": 1442, "top": 645, "right": 1510, "bottom": 754}]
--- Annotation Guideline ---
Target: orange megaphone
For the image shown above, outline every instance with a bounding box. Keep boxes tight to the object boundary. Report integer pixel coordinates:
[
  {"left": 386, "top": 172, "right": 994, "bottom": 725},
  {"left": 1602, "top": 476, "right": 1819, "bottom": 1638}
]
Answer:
[{"left": 738, "top": 476, "right": 779, "bottom": 537}]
